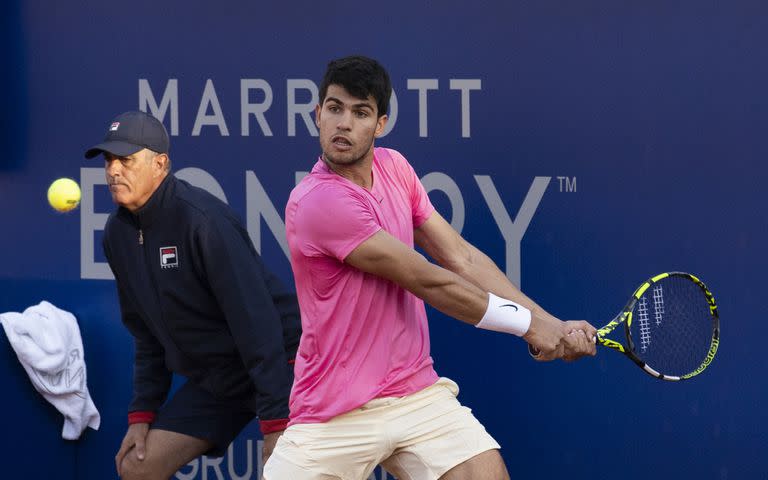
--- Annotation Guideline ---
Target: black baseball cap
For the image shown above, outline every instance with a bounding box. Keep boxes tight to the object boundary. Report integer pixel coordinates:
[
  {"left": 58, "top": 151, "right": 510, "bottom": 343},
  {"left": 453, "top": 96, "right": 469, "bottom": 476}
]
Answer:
[{"left": 84, "top": 110, "right": 170, "bottom": 159}]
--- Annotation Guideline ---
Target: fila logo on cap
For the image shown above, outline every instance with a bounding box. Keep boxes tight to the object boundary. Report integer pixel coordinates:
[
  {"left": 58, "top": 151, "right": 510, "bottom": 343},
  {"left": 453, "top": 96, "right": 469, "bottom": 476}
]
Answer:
[
  {"left": 110, "top": 122, "right": 120, "bottom": 131},
  {"left": 160, "top": 246, "right": 178, "bottom": 269}
]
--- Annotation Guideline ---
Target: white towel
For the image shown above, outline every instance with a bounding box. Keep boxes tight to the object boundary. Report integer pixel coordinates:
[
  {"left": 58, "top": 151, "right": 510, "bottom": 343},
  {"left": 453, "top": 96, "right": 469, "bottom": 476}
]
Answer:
[{"left": 1, "top": 301, "right": 100, "bottom": 440}]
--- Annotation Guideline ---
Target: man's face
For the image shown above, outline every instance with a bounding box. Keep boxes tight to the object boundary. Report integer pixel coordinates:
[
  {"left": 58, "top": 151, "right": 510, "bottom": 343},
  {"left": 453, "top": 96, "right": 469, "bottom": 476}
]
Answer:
[
  {"left": 104, "top": 149, "right": 166, "bottom": 212},
  {"left": 315, "top": 84, "right": 388, "bottom": 167}
]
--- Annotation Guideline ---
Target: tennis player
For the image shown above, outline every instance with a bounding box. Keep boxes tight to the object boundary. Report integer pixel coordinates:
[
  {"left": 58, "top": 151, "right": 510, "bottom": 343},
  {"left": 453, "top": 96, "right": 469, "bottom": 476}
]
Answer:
[{"left": 264, "top": 55, "right": 596, "bottom": 480}]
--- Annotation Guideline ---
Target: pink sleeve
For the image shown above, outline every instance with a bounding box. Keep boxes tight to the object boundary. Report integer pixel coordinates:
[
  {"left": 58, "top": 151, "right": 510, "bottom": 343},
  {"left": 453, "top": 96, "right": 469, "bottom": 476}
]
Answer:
[
  {"left": 410, "top": 170, "right": 434, "bottom": 228},
  {"left": 386, "top": 149, "right": 434, "bottom": 228},
  {"left": 293, "top": 185, "right": 381, "bottom": 261}
]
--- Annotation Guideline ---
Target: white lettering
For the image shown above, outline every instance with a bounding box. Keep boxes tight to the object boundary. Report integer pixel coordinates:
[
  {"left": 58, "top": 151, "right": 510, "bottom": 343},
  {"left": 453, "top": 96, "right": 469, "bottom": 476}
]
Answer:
[
  {"left": 407, "top": 79, "right": 439, "bottom": 137},
  {"left": 241, "top": 79, "right": 273, "bottom": 136},
  {"left": 200, "top": 455, "right": 224, "bottom": 480},
  {"left": 175, "top": 168, "right": 228, "bottom": 203},
  {"left": 421, "top": 172, "right": 465, "bottom": 232},
  {"left": 475, "top": 175, "right": 550, "bottom": 287},
  {"left": 81, "top": 168, "right": 548, "bottom": 287},
  {"left": 449, "top": 79, "right": 481, "bottom": 138},
  {"left": 245, "top": 171, "right": 289, "bottom": 257},
  {"left": 192, "top": 79, "right": 229, "bottom": 136},
  {"left": 174, "top": 439, "right": 393, "bottom": 480},
  {"left": 80, "top": 168, "right": 112, "bottom": 280},
  {"left": 139, "top": 79, "right": 179, "bottom": 135},
  {"left": 287, "top": 79, "right": 318, "bottom": 137},
  {"left": 138, "top": 77, "right": 483, "bottom": 138}
]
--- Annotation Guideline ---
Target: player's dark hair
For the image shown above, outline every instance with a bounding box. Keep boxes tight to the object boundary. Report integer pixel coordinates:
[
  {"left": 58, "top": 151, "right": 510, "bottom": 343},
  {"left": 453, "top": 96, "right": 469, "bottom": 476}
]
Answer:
[{"left": 319, "top": 55, "right": 391, "bottom": 118}]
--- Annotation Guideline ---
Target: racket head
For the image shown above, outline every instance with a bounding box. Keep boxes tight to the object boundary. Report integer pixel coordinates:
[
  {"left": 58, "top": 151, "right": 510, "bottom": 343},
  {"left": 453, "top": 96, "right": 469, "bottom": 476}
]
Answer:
[{"left": 619, "top": 272, "right": 719, "bottom": 380}]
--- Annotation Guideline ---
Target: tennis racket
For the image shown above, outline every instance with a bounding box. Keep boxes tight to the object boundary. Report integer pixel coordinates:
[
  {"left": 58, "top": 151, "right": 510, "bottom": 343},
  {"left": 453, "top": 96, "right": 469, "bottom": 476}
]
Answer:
[{"left": 531, "top": 272, "right": 720, "bottom": 381}]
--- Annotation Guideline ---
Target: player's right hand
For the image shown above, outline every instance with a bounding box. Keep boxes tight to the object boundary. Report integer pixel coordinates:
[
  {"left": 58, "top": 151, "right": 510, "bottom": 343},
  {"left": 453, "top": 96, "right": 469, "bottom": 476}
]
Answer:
[
  {"left": 115, "top": 422, "right": 150, "bottom": 476},
  {"left": 561, "top": 321, "right": 597, "bottom": 361}
]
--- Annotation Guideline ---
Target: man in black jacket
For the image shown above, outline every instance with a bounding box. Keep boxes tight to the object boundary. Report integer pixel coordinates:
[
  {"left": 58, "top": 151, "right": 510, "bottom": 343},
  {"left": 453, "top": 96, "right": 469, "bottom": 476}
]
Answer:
[{"left": 85, "top": 110, "right": 301, "bottom": 479}]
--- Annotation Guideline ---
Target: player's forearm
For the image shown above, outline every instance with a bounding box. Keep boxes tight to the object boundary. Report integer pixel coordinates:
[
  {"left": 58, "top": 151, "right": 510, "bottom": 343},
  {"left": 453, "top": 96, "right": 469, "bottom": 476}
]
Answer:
[
  {"left": 406, "top": 260, "right": 490, "bottom": 325},
  {"left": 446, "top": 243, "right": 554, "bottom": 319}
]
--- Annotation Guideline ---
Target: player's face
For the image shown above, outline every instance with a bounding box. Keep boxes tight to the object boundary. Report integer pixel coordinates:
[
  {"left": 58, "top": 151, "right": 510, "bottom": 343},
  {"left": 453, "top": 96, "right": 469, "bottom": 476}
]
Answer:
[
  {"left": 316, "top": 84, "right": 388, "bottom": 167},
  {"left": 104, "top": 149, "right": 166, "bottom": 212}
]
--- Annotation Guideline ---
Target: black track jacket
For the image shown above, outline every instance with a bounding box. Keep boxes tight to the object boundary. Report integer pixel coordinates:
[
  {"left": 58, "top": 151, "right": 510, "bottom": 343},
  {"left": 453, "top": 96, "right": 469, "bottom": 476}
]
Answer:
[{"left": 103, "top": 174, "right": 300, "bottom": 426}]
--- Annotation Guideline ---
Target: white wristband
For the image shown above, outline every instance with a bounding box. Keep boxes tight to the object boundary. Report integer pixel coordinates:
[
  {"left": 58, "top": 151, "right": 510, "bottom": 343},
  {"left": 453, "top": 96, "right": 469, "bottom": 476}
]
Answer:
[{"left": 475, "top": 293, "right": 532, "bottom": 337}]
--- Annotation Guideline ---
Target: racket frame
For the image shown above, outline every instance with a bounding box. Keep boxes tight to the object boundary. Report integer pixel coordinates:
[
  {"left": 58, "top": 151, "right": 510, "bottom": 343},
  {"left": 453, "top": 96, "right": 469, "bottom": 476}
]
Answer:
[{"left": 596, "top": 272, "right": 720, "bottom": 381}]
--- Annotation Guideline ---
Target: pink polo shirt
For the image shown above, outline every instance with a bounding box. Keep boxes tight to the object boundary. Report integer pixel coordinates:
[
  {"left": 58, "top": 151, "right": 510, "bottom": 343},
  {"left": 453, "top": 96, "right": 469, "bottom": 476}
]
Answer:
[{"left": 285, "top": 147, "right": 439, "bottom": 425}]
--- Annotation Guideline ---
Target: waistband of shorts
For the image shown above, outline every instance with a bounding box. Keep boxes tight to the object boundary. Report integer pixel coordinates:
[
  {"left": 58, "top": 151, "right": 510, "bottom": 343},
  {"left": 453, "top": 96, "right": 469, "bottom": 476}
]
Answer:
[{"left": 357, "top": 377, "right": 457, "bottom": 412}]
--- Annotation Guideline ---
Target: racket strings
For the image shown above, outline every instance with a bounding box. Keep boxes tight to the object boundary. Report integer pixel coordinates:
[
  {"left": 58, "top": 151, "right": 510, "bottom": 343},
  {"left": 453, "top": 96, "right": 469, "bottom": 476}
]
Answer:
[{"left": 628, "top": 276, "right": 714, "bottom": 377}]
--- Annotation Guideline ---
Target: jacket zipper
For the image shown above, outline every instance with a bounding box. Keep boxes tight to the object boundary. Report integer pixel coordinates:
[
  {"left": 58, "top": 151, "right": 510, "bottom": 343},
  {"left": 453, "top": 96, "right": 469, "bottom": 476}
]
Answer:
[{"left": 139, "top": 229, "right": 144, "bottom": 245}]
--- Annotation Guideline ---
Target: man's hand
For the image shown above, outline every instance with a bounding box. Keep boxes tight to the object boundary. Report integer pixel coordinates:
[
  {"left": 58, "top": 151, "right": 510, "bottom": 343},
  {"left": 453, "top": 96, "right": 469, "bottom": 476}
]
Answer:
[
  {"left": 115, "top": 422, "right": 150, "bottom": 476},
  {"left": 527, "top": 319, "right": 598, "bottom": 361},
  {"left": 262, "top": 430, "right": 284, "bottom": 466},
  {"left": 561, "top": 321, "right": 597, "bottom": 361},
  {"left": 523, "top": 309, "right": 567, "bottom": 361}
]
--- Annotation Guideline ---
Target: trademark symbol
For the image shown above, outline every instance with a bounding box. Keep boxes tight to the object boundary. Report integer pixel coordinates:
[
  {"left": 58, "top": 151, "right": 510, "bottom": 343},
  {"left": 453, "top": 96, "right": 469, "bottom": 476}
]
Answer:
[{"left": 557, "top": 176, "right": 577, "bottom": 193}]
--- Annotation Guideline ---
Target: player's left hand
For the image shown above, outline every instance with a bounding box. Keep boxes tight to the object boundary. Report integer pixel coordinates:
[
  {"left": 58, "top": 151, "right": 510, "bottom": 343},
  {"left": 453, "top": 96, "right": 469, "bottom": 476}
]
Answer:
[{"left": 262, "top": 430, "right": 284, "bottom": 467}]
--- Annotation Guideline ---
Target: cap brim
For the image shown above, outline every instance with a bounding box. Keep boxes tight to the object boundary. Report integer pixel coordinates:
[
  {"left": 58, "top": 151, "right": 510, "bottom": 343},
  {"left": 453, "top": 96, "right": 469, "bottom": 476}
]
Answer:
[{"left": 84, "top": 140, "right": 144, "bottom": 159}]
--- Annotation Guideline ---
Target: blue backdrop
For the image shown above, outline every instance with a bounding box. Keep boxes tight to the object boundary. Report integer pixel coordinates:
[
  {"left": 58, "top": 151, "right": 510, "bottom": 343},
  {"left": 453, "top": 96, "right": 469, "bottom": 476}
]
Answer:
[{"left": 0, "top": 1, "right": 765, "bottom": 479}]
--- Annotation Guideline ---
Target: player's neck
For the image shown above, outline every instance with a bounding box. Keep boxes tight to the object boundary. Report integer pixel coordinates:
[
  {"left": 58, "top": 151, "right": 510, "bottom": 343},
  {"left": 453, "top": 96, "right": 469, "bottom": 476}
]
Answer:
[{"left": 323, "top": 153, "right": 374, "bottom": 190}]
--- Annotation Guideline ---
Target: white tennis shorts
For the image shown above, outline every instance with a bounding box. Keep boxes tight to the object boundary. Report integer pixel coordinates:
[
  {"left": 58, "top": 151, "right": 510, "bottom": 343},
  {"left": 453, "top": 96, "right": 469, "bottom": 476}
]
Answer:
[{"left": 263, "top": 377, "right": 500, "bottom": 480}]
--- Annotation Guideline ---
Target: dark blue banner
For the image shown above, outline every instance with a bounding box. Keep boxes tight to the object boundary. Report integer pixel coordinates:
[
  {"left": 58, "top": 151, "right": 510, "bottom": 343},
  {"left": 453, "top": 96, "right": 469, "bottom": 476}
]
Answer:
[{"left": 0, "top": 1, "right": 765, "bottom": 478}]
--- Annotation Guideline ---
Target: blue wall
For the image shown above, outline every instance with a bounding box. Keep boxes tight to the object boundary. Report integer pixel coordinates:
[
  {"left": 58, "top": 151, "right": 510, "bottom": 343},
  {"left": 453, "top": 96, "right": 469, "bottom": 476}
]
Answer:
[{"left": 1, "top": 1, "right": 765, "bottom": 478}]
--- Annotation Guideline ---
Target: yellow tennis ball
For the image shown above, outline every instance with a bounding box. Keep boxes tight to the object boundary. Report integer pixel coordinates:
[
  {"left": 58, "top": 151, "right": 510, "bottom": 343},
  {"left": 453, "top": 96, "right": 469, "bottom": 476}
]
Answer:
[{"left": 48, "top": 178, "right": 81, "bottom": 212}]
